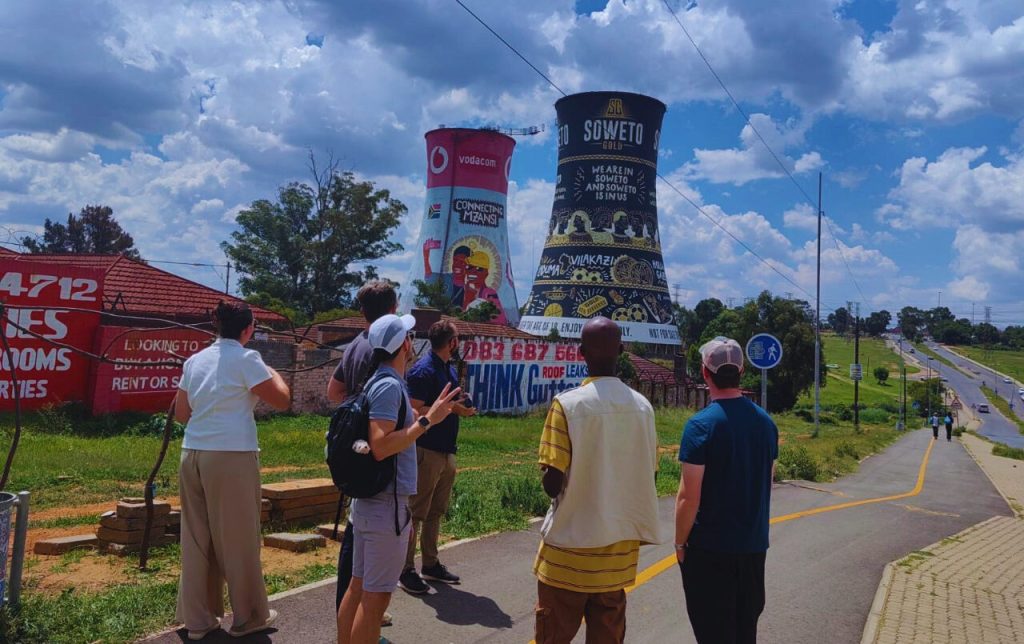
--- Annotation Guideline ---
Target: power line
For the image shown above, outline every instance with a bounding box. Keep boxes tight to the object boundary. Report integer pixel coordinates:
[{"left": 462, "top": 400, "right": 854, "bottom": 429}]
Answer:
[
  {"left": 658, "top": 0, "right": 868, "bottom": 305},
  {"left": 453, "top": 0, "right": 815, "bottom": 301},
  {"left": 453, "top": 0, "right": 566, "bottom": 96}
]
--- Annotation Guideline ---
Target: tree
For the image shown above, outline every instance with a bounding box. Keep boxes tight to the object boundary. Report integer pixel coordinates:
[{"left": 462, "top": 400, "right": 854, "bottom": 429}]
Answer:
[
  {"left": 675, "top": 298, "right": 725, "bottom": 348},
  {"left": 975, "top": 322, "right": 1001, "bottom": 346},
  {"left": 22, "top": 205, "right": 140, "bottom": 258},
  {"left": 873, "top": 366, "right": 889, "bottom": 385},
  {"left": 828, "top": 307, "right": 850, "bottom": 336},
  {"left": 691, "top": 291, "right": 824, "bottom": 412},
  {"left": 898, "top": 306, "right": 926, "bottom": 342},
  {"left": 617, "top": 352, "right": 637, "bottom": 383},
  {"left": 223, "top": 154, "right": 406, "bottom": 318},
  {"left": 907, "top": 378, "right": 945, "bottom": 417},
  {"left": 864, "top": 310, "right": 892, "bottom": 337},
  {"left": 924, "top": 306, "right": 955, "bottom": 338},
  {"left": 935, "top": 318, "right": 972, "bottom": 345}
]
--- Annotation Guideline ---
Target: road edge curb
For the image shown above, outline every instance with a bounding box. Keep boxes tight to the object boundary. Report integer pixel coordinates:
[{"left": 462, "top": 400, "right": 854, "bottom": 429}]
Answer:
[
  {"left": 959, "top": 434, "right": 1022, "bottom": 518},
  {"left": 860, "top": 562, "right": 895, "bottom": 644}
]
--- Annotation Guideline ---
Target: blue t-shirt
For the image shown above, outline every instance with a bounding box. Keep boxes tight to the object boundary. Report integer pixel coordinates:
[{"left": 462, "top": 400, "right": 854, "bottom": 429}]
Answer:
[
  {"left": 364, "top": 366, "right": 417, "bottom": 496},
  {"left": 679, "top": 396, "right": 779, "bottom": 553},
  {"left": 407, "top": 351, "right": 460, "bottom": 454}
]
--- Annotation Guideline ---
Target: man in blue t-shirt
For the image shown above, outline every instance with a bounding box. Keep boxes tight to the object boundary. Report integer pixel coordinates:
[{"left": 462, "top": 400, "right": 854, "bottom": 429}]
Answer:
[
  {"left": 398, "top": 320, "right": 476, "bottom": 594},
  {"left": 675, "top": 336, "right": 779, "bottom": 644}
]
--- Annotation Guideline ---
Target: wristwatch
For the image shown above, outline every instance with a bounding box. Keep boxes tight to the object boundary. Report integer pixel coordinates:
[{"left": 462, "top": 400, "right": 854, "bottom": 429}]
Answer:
[
  {"left": 674, "top": 543, "right": 687, "bottom": 551},
  {"left": 417, "top": 416, "right": 431, "bottom": 429}
]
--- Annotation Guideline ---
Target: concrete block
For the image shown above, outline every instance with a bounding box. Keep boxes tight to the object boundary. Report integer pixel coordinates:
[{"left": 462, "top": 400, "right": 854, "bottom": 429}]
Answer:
[
  {"left": 97, "top": 526, "right": 171, "bottom": 545},
  {"left": 317, "top": 523, "right": 345, "bottom": 542},
  {"left": 263, "top": 532, "right": 327, "bottom": 553},
  {"left": 100, "top": 510, "right": 169, "bottom": 532},
  {"left": 272, "top": 492, "right": 341, "bottom": 510},
  {"left": 261, "top": 479, "right": 336, "bottom": 500},
  {"left": 115, "top": 500, "right": 171, "bottom": 519},
  {"left": 274, "top": 502, "right": 341, "bottom": 522},
  {"left": 33, "top": 534, "right": 98, "bottom": 556}
]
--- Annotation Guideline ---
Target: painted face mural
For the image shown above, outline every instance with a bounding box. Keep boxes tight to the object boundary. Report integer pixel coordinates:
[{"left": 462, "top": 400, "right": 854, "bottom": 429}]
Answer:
[{"left": 401, "top": 129, "right": 520, "bottom": 326}]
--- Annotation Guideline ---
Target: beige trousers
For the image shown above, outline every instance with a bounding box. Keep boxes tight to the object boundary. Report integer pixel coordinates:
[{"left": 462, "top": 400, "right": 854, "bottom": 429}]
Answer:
[
  {"left": 404, "top": 447, "right": 457, "bottom": 570},
  {"left": 175, "top": 449, "right": 269, "bottom": 632}
]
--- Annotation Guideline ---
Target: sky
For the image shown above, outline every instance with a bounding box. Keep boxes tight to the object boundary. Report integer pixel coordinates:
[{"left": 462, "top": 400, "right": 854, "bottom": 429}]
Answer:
[{"left": 1, "top": 0, "right": 1023, "bottom": 326}]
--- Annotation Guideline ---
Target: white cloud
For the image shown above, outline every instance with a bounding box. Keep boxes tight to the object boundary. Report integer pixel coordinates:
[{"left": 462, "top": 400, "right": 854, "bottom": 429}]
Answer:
[{"left": 686, "top": 114, "right": 824, "bottom": 185}]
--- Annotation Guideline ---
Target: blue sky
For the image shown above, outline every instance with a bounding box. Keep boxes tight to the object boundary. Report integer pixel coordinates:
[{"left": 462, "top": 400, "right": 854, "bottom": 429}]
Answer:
[{"left": 1, "top": 0, "right": 1022, "bottom": 326}]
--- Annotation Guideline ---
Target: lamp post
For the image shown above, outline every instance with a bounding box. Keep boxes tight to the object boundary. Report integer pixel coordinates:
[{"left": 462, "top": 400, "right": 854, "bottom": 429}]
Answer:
[
  {"left": 926, "top": 356, "right": 934, "bottom": 420},
  {"left": 896, "top": 337, "right": 905, "bottom": 431}
]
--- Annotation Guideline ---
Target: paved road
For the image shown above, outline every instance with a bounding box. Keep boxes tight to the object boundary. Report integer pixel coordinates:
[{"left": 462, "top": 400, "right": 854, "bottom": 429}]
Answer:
[
  {"left": 147, "top": 428, "right": 1010, "bottom": 644},
  {"left": 924, "top": 342, "right": 1024, "bottom": 449}
]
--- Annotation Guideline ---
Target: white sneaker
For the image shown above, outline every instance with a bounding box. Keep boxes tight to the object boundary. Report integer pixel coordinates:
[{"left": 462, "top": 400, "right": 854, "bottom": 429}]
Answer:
[{"left": 229, "top": 609, "right": 278, "bottom": 638}]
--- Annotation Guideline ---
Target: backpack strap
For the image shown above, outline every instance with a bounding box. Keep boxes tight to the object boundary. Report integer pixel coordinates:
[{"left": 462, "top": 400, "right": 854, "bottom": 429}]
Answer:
[{"left": 393, "top": 390, "right": 407, "bottom": 536}]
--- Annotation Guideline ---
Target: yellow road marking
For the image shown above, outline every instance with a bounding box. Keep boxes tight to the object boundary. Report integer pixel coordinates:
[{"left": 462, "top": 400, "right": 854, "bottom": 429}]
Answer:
[{"left": 528, "top": 438, "right": 935, "bottom": 642}]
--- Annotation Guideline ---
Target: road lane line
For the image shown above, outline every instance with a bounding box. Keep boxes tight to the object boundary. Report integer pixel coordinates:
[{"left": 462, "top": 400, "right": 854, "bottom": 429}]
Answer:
[{"left": 527, "top": 438, "right": 934, "bottom": 642}]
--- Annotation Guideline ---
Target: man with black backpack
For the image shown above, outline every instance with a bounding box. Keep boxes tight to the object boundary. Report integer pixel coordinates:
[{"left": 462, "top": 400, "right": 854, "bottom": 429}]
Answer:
[
  {"left": 325, "top": 281, "right": 398, "bottom": 630},
  {"left": 336, "top": 313, "right": 461, "bottom": 644}
]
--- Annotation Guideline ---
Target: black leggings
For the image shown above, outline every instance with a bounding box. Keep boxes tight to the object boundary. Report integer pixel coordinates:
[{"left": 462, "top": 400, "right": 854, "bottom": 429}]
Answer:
[{"left": 336, "top": 520, "right": 354, "bottom": 609}]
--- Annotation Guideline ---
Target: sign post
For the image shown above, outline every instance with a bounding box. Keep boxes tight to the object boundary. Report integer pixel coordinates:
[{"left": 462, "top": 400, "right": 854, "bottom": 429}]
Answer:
[{"left": 745, "top": 333, "right": 783, "bottom": 410}]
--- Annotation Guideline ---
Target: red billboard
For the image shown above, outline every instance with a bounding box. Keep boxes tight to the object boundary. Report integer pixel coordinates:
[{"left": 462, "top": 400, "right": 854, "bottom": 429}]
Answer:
[
  {"left": 0, "top": 259, "right": 104, "bottom": 410},
  {"left": 424, "top": 128, "right": 515, "bottom": 194},
  {"left": 90, "top": 326, "right": 209, "bottom": 415}
]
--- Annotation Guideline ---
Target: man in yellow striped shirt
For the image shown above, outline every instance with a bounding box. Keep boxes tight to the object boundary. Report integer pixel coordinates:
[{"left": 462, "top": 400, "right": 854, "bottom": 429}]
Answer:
[{"left": 533, "top": 317, "right": 664, "bottom": 643}]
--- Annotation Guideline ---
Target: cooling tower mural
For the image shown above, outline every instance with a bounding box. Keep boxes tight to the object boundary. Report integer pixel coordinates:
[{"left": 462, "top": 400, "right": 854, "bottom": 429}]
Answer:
[
  {"left": 519, "top": 92, "right": 680, "bottom": 345},
  {"left": 402, "top": 128, "right": 519, "bottom": 326}
]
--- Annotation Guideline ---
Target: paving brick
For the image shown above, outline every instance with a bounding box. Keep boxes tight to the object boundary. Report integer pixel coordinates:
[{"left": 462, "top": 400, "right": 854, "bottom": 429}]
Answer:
[
  {"left": 33, "top": 534, "right": 98, "bottom": 556},
  {"left": 100, "top": 534, "right": 176, "bottom": 555},
  {"left": 274, "top": 501, "right": 341, "bottom": 522},
  {"left": 272, "top": 492, "right": 341, "bottom": 510},
  {"left": 100, "top": 510, "right": 170, "bottom": 532},
  {"left": 263, "top": 532, "right": 327, "bottom": 553}
]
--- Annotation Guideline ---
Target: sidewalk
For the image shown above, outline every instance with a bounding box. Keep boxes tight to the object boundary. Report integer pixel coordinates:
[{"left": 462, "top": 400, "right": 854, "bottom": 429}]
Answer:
[{"left": 862, "top": 436, "right": 1024, "bottom": 643}]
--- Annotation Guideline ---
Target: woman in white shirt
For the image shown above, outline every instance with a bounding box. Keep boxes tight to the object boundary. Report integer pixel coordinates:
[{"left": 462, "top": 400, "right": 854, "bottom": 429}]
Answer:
[{"left": 172, "top": 301, "right": 290, "bottom": 640}]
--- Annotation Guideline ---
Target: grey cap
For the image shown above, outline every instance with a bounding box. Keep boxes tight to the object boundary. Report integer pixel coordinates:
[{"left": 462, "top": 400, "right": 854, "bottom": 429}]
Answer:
[{"left": 367, "top": 314, "right": 416, "bottom": 354}]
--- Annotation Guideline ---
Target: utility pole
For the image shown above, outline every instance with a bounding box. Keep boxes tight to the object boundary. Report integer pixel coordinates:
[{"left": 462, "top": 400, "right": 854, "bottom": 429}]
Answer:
[
  {"left": 854, "top": 303, "right": 861, "bottom": 433},
  {"left": 813, "top": 172, "right": 822, "bottom": 438},
  {"left": 224, "top": 262, "right": 231, "bottom": 295}
]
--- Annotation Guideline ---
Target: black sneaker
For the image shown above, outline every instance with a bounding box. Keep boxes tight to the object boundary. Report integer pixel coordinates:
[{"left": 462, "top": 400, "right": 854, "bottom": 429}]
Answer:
[
  {"left": 421, "top": 563, "right": 460, "bottom": 584},
  {"left": 398, "top": 568, "right": 429, "bottom": 595}
]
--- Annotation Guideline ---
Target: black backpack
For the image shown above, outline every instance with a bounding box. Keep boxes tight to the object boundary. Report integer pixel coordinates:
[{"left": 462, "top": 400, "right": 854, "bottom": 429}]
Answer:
[{"left": 326, "top": 371, "right": 408, "bottom": 534}]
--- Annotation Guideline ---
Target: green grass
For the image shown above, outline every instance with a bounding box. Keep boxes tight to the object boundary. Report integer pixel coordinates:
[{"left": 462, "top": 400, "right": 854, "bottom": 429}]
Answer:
[
  {"left": 992, "top": 444, "right": 1024, "bottom": 461},
  {"left": 913, "top": 341, "right": 966, "bottom": 376},
  {"left": 797, "top": 333, "right": 911, "bottom": 410},
  {"left": 948, "top": 346, "right": 1024, "bottom": 384},
  {"left": 4, "top": 402, "right": 902, "bottom": 644},
  {"left": 980, "top": 385, "right": 1024, "bottom": 435}
]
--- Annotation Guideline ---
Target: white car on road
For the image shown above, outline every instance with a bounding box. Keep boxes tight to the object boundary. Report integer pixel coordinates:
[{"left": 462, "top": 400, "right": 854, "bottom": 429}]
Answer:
[{"left": 1003, "top": 377, "right": 1012, "bottom": 384}]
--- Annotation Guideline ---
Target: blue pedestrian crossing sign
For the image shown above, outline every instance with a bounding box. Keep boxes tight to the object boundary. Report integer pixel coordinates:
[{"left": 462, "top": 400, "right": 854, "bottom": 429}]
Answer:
[{"left": 746, "top": 333, "right": 783, "bottom": 370}]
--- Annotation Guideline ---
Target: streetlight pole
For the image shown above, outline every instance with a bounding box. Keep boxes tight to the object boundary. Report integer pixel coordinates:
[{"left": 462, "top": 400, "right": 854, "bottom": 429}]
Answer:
[
  {"left": 897, "top": 337, "right": 905, "bottom": 431},
  {"left": 926, "top": 357, "right": 933, "bottom": 421}
]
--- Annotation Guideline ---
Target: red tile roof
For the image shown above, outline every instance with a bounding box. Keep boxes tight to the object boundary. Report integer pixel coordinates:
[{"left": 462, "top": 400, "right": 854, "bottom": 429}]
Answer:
[
  {"left": 628, "top": 354, "right": 679, "bottom": 383},
  {"left": 2, "top": 253, "right": 286, "bottom": 324}
]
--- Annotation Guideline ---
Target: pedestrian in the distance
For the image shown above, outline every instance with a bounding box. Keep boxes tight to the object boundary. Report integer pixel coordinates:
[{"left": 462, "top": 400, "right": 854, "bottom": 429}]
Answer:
[
  {"left": 944, "top": 413, "right": 953, "bottom": 442},
  {"left": 533, "top": 316, "right": 664, "bottom": 644},
  {"left": 173, "top": 301, "right": 291, "bottom": 640},
  {"left": 399, "top": 320, "right": 476, "bottom": 594},
  {"left": 336, "top": 314, "right": 461, "bottom": 644},
  {"left": 325, "top": 281, "right": 400, "bottom": 636},
  {"left": 675, "top": 336, "right": 778, "bottom": 644},
  {"left": 930, "top": 413, "right": 940, "bottom": 440}
]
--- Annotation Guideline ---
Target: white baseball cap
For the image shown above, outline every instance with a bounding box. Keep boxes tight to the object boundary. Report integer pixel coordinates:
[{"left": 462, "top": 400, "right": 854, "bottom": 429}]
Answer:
[
  {"left": 367, "top": 314, "right": 417, "bottom": 354},
  {"left": 699, "top": 336, "right": 744, "bottom": 374}
]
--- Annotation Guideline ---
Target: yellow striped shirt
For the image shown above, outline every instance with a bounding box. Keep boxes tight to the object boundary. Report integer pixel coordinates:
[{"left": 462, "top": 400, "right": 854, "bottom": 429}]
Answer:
[{"left": 533, "top": 384, "right": 641, "bottom": 593}]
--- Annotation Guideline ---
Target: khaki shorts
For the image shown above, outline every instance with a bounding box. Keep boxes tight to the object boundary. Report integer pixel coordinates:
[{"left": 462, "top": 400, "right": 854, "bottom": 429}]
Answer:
[{"left": 351, "top": 494, "right": 412, "bottom": 593}]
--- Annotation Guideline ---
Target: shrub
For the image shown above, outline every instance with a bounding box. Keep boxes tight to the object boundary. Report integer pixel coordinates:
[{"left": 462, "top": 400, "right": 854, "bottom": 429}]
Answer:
[
  {"left": 859, "top": 408, "right": 890, "bottom": 424},
  {"left": 833, "top": 441, "right": 860, "bottom": 460},
  {"left": 776, "top": 445, "right": 819, "bottom": 481},
  {"left": 951, "top": 426, "right": 964, "bottom": 437},
  {"left": 129, "top": 413, "right": 185, "bottom": 440},
  {"left": 36, "top": 404, "right": 73, "bottom": 434},
  {"left": 0, "top": 606, "right": 50, "bottom": 644},
  {"left": 793, "top": 409, "right": 814, "bottom": 423}
]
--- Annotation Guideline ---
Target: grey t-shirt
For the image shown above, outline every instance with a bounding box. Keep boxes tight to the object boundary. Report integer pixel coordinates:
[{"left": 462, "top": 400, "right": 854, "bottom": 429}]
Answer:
[
  {"left": 364, "top": 366, "right": 417, "bottom": 496},
  {"left": 333, "top": 331, "right": 374, "bottom": 397}
]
